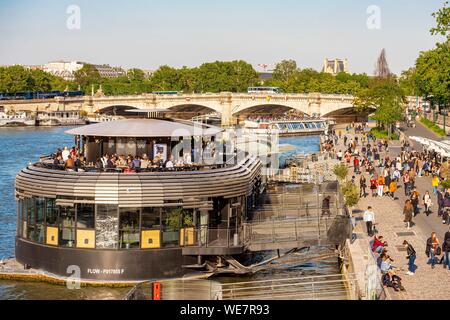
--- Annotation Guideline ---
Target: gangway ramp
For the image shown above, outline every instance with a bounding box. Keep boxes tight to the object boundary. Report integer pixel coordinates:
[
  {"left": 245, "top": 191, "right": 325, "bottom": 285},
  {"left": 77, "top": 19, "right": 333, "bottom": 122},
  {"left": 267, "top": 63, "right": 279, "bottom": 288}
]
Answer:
[
  {"left": 220, "top": 274, "right": 358, "bottom": 300},
  {"left": 243, "top": 215, "right": 351, "bottom": 251}
]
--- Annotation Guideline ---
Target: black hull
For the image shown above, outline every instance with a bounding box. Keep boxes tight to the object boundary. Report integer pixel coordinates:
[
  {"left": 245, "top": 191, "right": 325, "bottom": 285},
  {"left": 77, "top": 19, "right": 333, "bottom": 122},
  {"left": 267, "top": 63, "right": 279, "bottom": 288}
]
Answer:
[{"left": 15, "top": 237, "right": 197, "bottom": 281}]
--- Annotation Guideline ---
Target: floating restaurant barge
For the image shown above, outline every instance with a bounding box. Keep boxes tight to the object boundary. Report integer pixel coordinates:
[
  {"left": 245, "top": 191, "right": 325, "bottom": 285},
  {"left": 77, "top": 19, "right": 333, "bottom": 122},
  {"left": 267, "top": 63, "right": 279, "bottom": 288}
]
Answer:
[
  {"left": 14, "top": 117, "right": 262, "bottom": 281},
  {"left": 243, "top": 118, "right": 332, "bottom": 136}
]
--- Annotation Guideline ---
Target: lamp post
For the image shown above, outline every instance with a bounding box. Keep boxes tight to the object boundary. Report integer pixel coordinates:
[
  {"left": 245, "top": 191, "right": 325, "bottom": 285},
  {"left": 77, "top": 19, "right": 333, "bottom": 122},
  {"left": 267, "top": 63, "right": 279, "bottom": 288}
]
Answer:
[{"left": 442, "top": 99, "right": 446, "bottom": 135}]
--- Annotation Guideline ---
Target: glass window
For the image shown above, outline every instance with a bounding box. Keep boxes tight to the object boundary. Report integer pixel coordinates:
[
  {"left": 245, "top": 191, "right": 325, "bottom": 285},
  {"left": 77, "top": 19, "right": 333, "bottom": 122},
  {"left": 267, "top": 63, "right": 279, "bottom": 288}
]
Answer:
[
  {"left": 141, "top": 207, "right": 161, "bottom": 230},
  {"left": 17, "top": 200, "right": 23, "bottom": 236},
  {"left": 119, "top": 208, "right": 140, "bottom": 249},
  {"left": 46, "top": 199, "right": 58, "bottom": 226},
  {"left": 59, "top": 206, "right": 76, "bottom": 247},
  {"left": 161, "top": 207, "right": 182, "bottom": 247},
  {"left": 125, "top": 138, "right": 136, "bottom": 156},
  {"left": 77, "top": 203, "right": 95, "bottom": 229},
  {"left": 36, "top": 198, "right": 45, "bottom": 224},
  {"left": 96, "top": 204, "right": 118, "bottom": 249},
  {"left": 136, "top": 139, "right": 148, "bottom": 157},
  {"left": 25, "top": 198, "right": 35, "bottom": 241},
  {"left": 103, "top": 138, "right": 116, "bottom": 156},
  {"left": 116, "top": 138, "right": 126, "bottom": 156}
]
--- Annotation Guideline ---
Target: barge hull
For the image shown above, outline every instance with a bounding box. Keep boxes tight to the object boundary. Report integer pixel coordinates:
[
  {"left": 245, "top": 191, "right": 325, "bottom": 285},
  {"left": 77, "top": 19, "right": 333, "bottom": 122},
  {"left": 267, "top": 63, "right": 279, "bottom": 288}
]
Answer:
[{"left": 15, "top": 237, "right": 197, "bottom": 281}]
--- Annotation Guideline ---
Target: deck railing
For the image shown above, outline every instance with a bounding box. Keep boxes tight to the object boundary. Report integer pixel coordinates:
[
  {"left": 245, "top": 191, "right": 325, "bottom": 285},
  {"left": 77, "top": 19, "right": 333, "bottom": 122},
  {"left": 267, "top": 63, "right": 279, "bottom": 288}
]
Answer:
[
  {"left": 220, "top": 274, "right": 358, "bottom": 300},
  {"left": 124, "top": 274, "right": 358, "bottom": 300}
]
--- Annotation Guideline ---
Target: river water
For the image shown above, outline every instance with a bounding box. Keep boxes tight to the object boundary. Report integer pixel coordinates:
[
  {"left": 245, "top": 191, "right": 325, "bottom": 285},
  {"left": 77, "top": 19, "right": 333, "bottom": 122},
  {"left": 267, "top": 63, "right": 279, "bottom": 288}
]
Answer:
[{"left": 0, "top": 127, "right": 331, "bottom": 300}]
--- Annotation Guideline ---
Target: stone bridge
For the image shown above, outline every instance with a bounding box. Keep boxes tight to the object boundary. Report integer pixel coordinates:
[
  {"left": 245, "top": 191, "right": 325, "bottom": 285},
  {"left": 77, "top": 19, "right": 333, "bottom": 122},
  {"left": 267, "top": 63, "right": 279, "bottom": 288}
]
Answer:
[{"left": 0, "top": 93, "right": 424, "bottom": 125}]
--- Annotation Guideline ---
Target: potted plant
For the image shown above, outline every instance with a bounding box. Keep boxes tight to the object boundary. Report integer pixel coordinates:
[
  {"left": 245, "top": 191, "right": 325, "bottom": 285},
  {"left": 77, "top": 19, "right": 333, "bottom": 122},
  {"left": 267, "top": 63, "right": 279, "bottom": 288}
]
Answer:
[{"left": 122, "top": 224, "right": 132, "bottom": 249}]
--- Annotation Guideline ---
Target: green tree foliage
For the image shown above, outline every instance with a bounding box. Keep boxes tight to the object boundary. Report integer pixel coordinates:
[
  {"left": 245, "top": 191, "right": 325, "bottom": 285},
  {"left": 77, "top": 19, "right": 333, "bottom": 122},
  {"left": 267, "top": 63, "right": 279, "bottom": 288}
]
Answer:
[
  {"left": 195, "top": 60, "right": 258, "bottom": 92},
  {"left": 399, "top": 67, "right": 418, "bottom": 96},
  {"left": 341, "top": 181, "right": 360, "bottom": 208},
  {"left": 74, "top": 64, "right": 102, "bottom": 92},
  {"left": 415, "top": 44, "right": 450, "bottom": 104},
  {"left": 355, "top": 78, "right": 406, "bottom": 138},
  {"left": 273, "top": 59, "right": 298, "bottom": 82},
  {"left": 0, "top": 65, "right": 70, "bottom": 93},
  {"left": 266, "top": 68, "right": 369, "bottom": 95},
  {"left": 413, "top": 2, "right": 450, "bottom": 110},
  {"left": 0, "top": 65, "right": 34, "bottom": 92},
  {"left": 333, "top": 163, "right": 349, "bottom": 182},
  {"left": 430, "top": 1, "right": 450, "bottom": 41}
]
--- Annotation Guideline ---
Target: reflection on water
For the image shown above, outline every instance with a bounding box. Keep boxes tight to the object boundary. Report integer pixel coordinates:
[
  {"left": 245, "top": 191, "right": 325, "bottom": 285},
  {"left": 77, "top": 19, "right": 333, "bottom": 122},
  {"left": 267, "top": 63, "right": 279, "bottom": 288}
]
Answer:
[
  {"left": 278, "top": 136, "right": 321, "bottom": 167},
  {"left": 0, "top": 280, "right": 130, "bottom": 300},
  {"left": 0, "top": 127, "right": 329, "bottom": 300}
]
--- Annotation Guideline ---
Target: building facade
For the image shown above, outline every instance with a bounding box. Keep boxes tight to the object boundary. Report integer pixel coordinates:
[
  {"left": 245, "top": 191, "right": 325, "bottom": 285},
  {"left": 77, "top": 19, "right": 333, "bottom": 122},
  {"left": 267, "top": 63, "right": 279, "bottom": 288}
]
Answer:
[
  {"left": 93, "top": 64, "right": 127, "bottom": 78},
  {"left": 322, "top": 58, "right": 349, "bottom": 75},
  {"left": 42, "top": 61, "right": 84, "bottom": 80}
]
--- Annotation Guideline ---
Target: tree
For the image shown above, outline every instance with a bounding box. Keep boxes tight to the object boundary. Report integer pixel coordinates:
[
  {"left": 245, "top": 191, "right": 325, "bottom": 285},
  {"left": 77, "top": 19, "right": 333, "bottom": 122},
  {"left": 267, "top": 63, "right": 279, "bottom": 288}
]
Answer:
[
  {"left": 74, "top": 64, "right": 102, "bottom": 92},
  {"left": 333, "top": 163, "right": 349, "bottom": 182},
  {"left": 413, "top": 1, "right": 450, "bottom": 112},
  {"left": 0, "top": 65, "right": 34, "bottom": 92},
  {"left": 127, "top": 68, "right": 145, "bottom": 82},
  {"left": 430, "top": 1, "right": 450, "bottom": 41},
  {"left": 273, "top": 60, "right": 298, "bottom": 82},
  {"left": 341, "top": 181, "right": 360, "bottom": 208},
  {"left": 29, "top": 69, "right": 53, "bottom": 92},
  {"left": 355, "top": 78, "right": 406, "bottom": 139},
  {"left": 150, "top": 65, "right": 183, "bottom": 91},
  {"left": 415, "top": 44, "right": 450, "bottom": 107},
  {"left": 399, "top": 67, "right": 418, "bottom": 96}
]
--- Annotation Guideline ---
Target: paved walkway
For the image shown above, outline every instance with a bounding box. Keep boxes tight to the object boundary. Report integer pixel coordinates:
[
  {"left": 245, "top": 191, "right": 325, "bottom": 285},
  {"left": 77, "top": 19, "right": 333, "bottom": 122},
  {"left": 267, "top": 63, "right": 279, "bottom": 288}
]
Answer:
[{"left": 341, "top": 123, "right": 450, "bottom": 300}]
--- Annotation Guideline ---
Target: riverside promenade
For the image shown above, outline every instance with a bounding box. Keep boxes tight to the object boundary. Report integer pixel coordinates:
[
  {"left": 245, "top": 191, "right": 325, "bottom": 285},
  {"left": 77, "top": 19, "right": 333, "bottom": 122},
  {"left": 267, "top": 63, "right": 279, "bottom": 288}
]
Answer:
[{"left": 343, "top": 122, "right": 450, "bottom": 300}]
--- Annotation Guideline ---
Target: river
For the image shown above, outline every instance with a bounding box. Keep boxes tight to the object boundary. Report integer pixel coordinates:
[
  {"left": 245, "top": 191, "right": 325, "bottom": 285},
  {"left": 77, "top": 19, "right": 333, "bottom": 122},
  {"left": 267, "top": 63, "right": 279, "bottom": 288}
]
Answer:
[{"left": 0, "top": 126, "right": 333, "bottom": 300}]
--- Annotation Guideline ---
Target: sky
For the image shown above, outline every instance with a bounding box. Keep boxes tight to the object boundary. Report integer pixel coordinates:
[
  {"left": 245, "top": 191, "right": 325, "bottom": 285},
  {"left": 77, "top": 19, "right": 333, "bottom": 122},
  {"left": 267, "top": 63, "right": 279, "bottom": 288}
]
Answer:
[{"left": 0, "top": 0, "right": 446, "bottom": 75}]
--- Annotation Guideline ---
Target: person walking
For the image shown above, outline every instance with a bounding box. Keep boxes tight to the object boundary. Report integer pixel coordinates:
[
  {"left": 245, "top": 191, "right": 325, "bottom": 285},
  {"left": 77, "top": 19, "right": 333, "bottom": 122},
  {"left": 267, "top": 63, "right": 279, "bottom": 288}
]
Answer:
[
  {"left": 432, "top": 175, "right": 439, "bottom": 195},
  {"left": 353, "top": 157, "right": 360, "bottom": 174},
  {"left": 426, "top": 232, "right": 440, "bottom": 269},
  {"left": 389, "top": 179, "right": 397, "bottom": 200},
  {"left": 359, "top": 175, "right": 367, "bottom": 198},
  {"left": 377, "top": 175, "right": 385, "bottom": 197},
  {"left": 441, "top": 228, "right": 450, "bottom": 270},
  {"left": 410, "top": 188, "right": 420, "bottom": 217},
  {"left": 437, "top": 187, "right": 444, "bottom": 217},
  {"left": 363, "top": 206, "right": 375, "bottom": 237},
  {"left": 423, "top": 191, "right": 432, "bottom": 216},
  {"left": 403, "top": 200, "right": 414, "bottom": 229},
  {"left": 403, "top": 240, "right": 416, "bottom": 275},
  {"left": 321, "top": 196, "right": 331, "bottom": 217},
  {"left": 403, "top": 171, "right": 411, "bottom": 197},
  {"left": 370, "top": 175, "right": 377, "bottom": 197}
]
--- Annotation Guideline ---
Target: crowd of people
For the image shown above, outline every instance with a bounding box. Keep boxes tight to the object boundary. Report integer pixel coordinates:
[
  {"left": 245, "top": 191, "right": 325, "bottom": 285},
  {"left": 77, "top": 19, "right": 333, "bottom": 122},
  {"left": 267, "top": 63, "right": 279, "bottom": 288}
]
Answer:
[
  {"left": 334, "top": 121, "right": 450, "bottom": 294},
  {"left": 49, "top": 145, "right": 204, "bottom": 173},
  {"left": 246, "top": 113, "right": 310, "bottom": 123},
  {"left": 370, "top": 234, "right": 406, "bottom": 291},
  {"left": 337, "top": 127, "right": 450, "bottom": 229}
]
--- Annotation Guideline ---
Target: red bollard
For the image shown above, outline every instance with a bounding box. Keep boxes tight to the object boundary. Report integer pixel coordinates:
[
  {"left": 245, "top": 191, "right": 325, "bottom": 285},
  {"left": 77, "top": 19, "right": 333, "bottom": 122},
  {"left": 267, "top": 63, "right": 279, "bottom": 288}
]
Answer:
[{"left": 153, "top": 282, "right": 161, "bottom": 300}]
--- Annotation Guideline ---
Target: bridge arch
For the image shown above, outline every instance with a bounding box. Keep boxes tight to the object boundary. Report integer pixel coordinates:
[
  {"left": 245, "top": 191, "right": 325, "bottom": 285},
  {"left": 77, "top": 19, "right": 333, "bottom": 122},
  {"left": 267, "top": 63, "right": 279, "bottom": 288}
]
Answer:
[
  {"left": 322, "top": 107, "right": 374, "bottom": 123},
  {"left": 166, "top": 104, "right": 221, "bottom": 120},
  {"left": 233, "top": 104, "right": 311, "bottom": 119},
  {"left": 96, "top": 105, "right": 140, "bottom": 116}
]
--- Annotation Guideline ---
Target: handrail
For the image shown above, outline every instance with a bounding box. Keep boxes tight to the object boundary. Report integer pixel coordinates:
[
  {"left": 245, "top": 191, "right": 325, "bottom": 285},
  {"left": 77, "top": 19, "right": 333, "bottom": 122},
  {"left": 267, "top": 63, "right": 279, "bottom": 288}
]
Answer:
[
  {"left": 124, "top": 273, "right": 358, "bottom": 300},
  {"left": 366, "top": 245, "right": 387, "bottom": 300}
]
